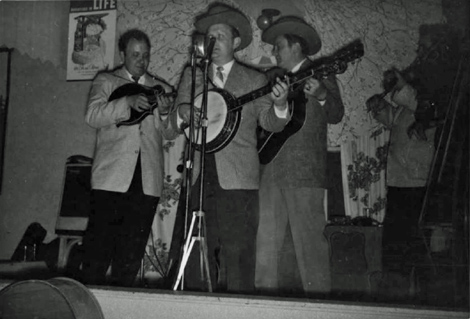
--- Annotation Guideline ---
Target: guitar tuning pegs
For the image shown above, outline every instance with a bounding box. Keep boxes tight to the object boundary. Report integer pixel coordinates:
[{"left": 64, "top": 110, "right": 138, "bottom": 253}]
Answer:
[{"left": 336, "top": 62, "right": 347, "bottom": 74}]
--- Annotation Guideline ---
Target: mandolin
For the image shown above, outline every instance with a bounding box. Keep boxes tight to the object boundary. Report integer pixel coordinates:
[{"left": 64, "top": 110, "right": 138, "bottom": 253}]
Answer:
[{"left": 108, "top": 83, "right": 176, "bottom": 127}]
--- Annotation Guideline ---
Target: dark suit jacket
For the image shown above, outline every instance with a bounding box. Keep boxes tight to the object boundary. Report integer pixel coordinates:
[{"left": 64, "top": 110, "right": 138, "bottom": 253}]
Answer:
[{"left": 261, "top": 59, "right": 345, "bottom": 189}]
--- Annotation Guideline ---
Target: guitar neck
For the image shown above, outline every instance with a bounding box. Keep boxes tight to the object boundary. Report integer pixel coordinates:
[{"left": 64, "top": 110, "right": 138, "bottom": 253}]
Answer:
[
  {"left": 234, "top": 41, "right": 363, "bottom": 109},
  {"left": 234, "top": 68, "right": 321, "bottom": 108}
]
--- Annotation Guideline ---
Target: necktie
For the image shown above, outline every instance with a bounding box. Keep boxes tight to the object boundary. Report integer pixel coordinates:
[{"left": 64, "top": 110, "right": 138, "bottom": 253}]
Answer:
[
  {"left": 132, "top": 76, "right": 140, "bottom": 83},
  {"left": 216, "top": 66, "right": 224, "bottom": 83}
]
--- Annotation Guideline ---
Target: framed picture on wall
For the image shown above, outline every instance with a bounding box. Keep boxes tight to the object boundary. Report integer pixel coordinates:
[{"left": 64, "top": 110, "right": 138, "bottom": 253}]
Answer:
[{"left": 66, "top": 0, "right": 116, "bottom": 81}]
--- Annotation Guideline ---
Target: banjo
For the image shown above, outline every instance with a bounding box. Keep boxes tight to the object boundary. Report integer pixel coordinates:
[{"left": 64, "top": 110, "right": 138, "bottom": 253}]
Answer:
[{"left": 186, "top": 40, "right": 364, "bottom": 154}]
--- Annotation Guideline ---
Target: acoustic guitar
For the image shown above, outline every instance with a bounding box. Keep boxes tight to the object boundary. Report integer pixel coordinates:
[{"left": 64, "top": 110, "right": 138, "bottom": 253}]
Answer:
[
  {"left": 108, "top": 82, "right": 176, "bottom": 127},
  {"left": 257, "top": 40, "right": 364, "bottom": 164}
]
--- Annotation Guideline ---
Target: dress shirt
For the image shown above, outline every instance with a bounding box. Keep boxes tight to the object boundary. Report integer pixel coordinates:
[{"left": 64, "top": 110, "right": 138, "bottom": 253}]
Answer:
[
  {"left": 124, "top": 68, "right": 145, "bottom": 85},
  {"left": 212, "top": 60, "right": 235, "bottom": 88}
]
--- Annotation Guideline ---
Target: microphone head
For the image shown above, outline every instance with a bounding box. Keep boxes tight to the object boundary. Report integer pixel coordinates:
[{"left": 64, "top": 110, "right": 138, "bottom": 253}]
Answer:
[
  {"left": 192, "top": 34, "right": 216, "bottom": 60},
  {"left": 205, "top": 36, "right": 216, "bottom": 59},
  {"left": 193, "top": 34, "right": 206, "bottom": 58},
  {"left": 205, "top": 35, "right": 216, "bottom": 45}
]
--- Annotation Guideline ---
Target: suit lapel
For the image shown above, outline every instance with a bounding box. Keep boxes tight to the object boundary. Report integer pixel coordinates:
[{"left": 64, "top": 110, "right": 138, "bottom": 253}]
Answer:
[
  {"left": 224, "top": 61, "right": 242, "bottom": 93},
  {"left": 114, "top": 66, "right": 130, "bottom": 81}
]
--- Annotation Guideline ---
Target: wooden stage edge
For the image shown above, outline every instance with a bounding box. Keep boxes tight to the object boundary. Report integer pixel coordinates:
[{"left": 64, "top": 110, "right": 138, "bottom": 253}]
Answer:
[{"left": 1, "top": 279, "right": 468, "bottom": 319}]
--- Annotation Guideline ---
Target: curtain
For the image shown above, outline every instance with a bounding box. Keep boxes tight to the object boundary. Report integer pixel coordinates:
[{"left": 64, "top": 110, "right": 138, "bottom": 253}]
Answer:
[
  {"left": 142, "top": 135, "right": 186, "bottom": 283},
  {"left": 341, "top": 128, "right": 389, "bottom": 223}
]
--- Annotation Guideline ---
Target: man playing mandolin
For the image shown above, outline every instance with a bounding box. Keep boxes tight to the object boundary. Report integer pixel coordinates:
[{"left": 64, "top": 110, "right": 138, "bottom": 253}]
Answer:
[
  {"left": 167, "top": 3, "right": 290, "bottom": 293},
  {"left": 81, "top": 29, "right": 177, "bottom": 287},
  {"left": 255, "top": 17, "right": 345, "bottom": 298}
]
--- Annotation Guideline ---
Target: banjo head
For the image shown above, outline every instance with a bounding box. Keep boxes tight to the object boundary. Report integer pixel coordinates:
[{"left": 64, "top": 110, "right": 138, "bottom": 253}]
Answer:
[{"left": 185, "top": 89, "right": 241, "bottom": 153}]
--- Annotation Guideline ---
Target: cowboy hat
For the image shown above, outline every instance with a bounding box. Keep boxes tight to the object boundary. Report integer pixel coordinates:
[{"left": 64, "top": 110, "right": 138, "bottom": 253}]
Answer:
[
  {"left": 195, "top": 3, "right": 252, "bottom": 51},
  {"left": 262, "top": 16, "right": 321, "bottom": 55}
]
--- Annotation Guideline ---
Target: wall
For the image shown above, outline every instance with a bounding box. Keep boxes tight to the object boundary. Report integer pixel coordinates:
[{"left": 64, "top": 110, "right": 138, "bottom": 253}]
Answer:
[{"left": 0, "top": 1, "right": 96, "bottom": 258}]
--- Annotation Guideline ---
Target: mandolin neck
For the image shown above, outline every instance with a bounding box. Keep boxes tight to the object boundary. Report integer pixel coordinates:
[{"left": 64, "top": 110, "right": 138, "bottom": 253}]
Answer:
[{"left": 147, "top": 91, "right": 176, "bottom": 107}]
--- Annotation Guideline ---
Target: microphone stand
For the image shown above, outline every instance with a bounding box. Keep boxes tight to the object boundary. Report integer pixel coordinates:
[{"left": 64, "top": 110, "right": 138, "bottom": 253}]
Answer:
[{"left": 173, "top": 36, "right": 213, "bottom": 292}]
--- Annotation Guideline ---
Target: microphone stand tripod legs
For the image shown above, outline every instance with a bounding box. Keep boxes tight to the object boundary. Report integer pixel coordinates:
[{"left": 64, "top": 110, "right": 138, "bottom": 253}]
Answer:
[{"left": 173, "top": 210, "right": 212, "bottom": 292}]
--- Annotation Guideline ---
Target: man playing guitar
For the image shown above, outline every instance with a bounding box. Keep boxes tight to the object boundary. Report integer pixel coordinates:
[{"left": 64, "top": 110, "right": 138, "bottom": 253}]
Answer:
[{"left": 255, "top": 16, "right": 345, "bottom": 298}]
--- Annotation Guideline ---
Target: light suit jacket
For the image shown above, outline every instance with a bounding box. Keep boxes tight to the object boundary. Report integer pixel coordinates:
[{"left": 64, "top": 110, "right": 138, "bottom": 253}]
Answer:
[
  {"left": 85, "top": 66, "right": 176, "bottom": 197},
  {"left": 383, "top": 84, "right": 436, "bottom": 188},
  {"left": 170, "top": 61, "right": 290, "bottom": 190}
]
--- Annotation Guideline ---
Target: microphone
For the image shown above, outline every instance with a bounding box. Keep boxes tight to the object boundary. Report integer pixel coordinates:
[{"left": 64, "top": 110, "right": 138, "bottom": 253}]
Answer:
[
  {"left": 205, "top": 36, "right": 216, "bottom": 59},
  {"left": 193, "top": 34, "right": 205, "bottom": 58}
]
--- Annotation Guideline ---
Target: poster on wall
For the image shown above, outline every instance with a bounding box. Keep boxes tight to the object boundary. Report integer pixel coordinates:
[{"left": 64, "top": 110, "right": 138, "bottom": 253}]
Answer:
[{"left": 66, "top": 0, "right": 117, "bottom": 81}]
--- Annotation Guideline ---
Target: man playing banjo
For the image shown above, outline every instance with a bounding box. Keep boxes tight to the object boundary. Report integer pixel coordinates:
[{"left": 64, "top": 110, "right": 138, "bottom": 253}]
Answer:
[{"left": 167, "top": 3, "right": 290, "bottom": 293}]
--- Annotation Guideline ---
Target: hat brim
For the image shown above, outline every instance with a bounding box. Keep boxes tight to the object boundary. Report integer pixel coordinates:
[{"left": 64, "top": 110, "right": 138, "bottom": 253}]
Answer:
[
  {"left": 195, "top": 10, "right": 252, "bottom": 51},
  {"left": 262, "top": 20, "right": 321, "bottom": 55}
]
